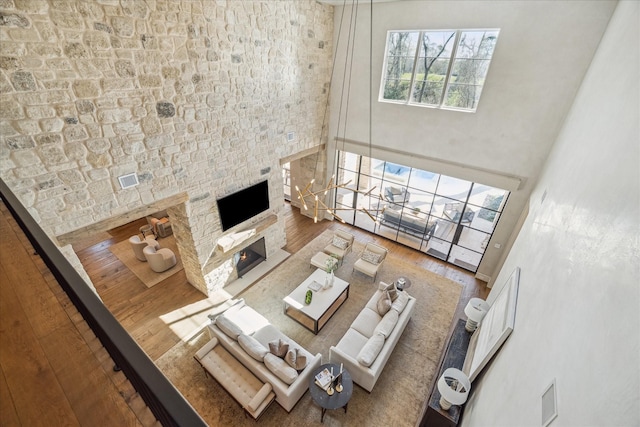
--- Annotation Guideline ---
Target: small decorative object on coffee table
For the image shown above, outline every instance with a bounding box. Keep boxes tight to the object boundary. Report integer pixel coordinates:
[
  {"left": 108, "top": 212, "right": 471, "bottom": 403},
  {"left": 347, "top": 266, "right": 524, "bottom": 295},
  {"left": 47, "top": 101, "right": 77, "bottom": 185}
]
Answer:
[
  {"left": 323, "top": 255, "right": 338, "bottom": 289},
  {"left": 305, "top": 290, "right": 313, "bottom": 305},
  {"left": 334, "top": 363, "right": 344, "bottom": 393},
  {"left": 395, "top": 276, "right": 412, "bottom": 291},
  {"left": 309, "top": 363, "right": 352, "bottom": 423}
]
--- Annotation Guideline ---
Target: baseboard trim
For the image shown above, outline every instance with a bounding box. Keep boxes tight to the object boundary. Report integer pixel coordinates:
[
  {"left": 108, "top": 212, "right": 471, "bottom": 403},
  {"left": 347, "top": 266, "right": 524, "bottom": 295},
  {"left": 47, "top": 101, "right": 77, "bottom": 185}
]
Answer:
[{"left": 475, "top": 272, "right": 491, "bottom": 284}]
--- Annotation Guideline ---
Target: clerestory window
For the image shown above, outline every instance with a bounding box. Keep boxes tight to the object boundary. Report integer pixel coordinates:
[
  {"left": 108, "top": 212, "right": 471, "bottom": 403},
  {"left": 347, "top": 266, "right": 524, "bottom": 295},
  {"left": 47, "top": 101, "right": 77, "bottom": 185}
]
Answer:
[{"left": 380, "top": 29, "right": 500, "bottom": 112}]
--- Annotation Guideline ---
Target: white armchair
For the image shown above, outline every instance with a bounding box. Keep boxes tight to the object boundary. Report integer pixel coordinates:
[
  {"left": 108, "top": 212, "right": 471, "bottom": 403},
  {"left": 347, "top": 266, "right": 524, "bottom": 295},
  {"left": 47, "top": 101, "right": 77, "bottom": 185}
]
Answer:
[
  {"left": 353, "top": 243, "right": 388, "bottom": 281},
  {"left": 129, "top": 235, "right": 159, "bottom": 262},
  {"left": 143, "top": 245, "right": 177, "bottom": 273},
  {"left": 323, "top": 230, "right": 355, "bottom": 265},
  {"left": 384, "top": 186, "right": 410, "bottom": 204}
]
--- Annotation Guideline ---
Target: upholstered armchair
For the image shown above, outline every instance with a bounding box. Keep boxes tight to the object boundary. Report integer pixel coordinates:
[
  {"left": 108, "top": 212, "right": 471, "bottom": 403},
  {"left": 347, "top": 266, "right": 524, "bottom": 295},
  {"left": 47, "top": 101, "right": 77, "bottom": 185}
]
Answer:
[
  {"left": 384, "top": 186, "right": 410, "bottom": 204},
  {"left": 323, "top": 230, "right": 355, "bottom": 265},
  {"left": 443, "top": 202, "right": 475, "bottom": 223},
  {"left": 129, "top": 235, "right": 159, "bottom": 262},
  {"left": 143, "top": 245, "right": 177, "bottom": 273},
  {"left": 147, "top": 210, "right": 173, "bottom": 238},
  {"left": 353, "top": 243, "right": 388, "bottom": 281}
]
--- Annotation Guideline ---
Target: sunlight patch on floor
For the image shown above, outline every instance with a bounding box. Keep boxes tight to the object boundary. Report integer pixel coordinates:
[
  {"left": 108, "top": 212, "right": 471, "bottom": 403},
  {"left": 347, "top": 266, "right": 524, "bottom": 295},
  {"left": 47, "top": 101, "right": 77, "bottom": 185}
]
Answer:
[{"left": 159, "top": 290, "right": 235, "bottom": 343}]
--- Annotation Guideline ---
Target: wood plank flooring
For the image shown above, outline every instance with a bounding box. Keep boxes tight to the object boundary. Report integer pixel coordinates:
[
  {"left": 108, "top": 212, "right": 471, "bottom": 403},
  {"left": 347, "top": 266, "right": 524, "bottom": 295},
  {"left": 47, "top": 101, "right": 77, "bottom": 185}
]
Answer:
[
  {"left": 74, "top": 219, "right": 206, "bottom": 361},
  {"left": 0, "top": 202, "right": 159, "bottom": 427}
]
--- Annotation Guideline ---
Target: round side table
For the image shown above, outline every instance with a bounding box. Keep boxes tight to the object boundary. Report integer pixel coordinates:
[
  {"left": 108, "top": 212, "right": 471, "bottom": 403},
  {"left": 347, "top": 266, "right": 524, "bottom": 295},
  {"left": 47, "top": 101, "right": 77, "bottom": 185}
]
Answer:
[
  {"left": 308, "top": 363, "right": 353, "bottom": 423},
  {"left": 395, "top": 276, "right": 412, "bottom": 291},
  {"left": 139, "top": 224, "right": 155, "bottom": 239}
]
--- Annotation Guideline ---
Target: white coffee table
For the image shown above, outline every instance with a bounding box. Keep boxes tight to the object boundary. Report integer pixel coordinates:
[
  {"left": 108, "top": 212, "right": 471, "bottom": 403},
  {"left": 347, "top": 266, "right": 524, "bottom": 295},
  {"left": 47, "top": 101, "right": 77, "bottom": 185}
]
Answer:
[{"left": 283, "top": 268, "right": 349, "bottom": 334}]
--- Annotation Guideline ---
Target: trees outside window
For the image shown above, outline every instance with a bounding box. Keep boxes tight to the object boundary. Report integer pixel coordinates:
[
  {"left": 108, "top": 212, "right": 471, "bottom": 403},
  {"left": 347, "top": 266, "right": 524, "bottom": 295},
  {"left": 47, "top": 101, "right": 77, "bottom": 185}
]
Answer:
[{"left": 380, "top": 29, "right": 499, "bottom": 111}]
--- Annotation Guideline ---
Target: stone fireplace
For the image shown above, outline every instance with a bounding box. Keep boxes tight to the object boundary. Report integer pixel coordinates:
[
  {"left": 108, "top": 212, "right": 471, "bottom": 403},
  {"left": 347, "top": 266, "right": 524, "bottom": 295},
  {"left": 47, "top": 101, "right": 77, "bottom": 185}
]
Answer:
[
  {"left": 197, "top": 214, "right": 283, "bottom": 296},
  {"left": 234, "top": 237, "right": 266, "bottom": 278}
]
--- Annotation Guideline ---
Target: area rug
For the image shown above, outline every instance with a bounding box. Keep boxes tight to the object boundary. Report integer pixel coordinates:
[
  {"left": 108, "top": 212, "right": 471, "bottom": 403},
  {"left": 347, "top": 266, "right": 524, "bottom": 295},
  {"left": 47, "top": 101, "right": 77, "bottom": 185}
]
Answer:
[
  {"left": 155, "top": 229, "right": 462, "bottom": 426},
  {"left": 109, "top": 235, "right": 183, "bottom": 288}
]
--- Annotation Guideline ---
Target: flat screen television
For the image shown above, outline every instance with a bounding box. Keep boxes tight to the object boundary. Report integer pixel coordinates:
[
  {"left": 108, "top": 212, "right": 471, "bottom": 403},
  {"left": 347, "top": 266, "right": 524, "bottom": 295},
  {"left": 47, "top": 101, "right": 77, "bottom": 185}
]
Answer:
[{"left": 217, "top": 180, "right": 269, "bottom": 231}]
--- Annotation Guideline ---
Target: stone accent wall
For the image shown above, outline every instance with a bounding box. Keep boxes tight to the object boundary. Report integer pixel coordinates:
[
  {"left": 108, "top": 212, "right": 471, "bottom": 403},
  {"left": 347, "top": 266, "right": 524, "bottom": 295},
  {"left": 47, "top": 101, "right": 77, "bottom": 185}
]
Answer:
[{"left": 0, "top": 0, "right": 333, "bottom": 296}]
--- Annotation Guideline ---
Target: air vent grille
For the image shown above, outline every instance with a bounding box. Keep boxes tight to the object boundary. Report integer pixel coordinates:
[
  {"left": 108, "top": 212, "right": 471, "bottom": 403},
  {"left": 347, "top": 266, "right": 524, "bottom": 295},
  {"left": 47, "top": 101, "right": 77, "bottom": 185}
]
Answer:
[{"left": 118, "top": 173, "right": 139, "bottom": 189}]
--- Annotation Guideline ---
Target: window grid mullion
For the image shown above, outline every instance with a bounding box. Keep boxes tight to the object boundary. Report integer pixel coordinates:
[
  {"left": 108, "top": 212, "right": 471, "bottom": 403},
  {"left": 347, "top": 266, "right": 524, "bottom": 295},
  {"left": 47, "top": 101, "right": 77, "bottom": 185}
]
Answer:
[
  {"left": 439, "top": 30, "right": 461, "bottom": 108},
  {"left": 406, "top": 31, "right": 422, "bottom": 105}
]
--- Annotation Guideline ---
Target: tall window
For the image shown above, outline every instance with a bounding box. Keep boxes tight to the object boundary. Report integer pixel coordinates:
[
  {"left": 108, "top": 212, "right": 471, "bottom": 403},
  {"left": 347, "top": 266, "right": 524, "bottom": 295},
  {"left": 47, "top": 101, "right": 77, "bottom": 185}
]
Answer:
[
  {"left": 380, "top": 29, "right": 499, "bottom": 111},
  {"left": 335, "top": 151, "right": 509, "bottom": 273}
]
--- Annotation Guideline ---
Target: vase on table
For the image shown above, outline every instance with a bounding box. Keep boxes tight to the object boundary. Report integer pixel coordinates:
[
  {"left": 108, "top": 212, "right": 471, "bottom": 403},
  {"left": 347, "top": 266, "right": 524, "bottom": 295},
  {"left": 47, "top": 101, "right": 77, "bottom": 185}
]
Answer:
[{"left": 324, "top": 270, "right": 334, "bottom": 289}]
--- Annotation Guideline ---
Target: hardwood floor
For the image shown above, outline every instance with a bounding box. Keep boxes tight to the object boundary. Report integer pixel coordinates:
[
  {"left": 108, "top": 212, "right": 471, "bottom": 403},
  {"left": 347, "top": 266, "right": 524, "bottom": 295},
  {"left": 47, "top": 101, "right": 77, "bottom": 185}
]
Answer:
[
  {"left": 1, "top": 200, "right": 488, "bottom": 426},
  {"left": 74, "top": 220, "right": 205, "bottom": 361},
  {"left": 0, "top": 202, "right": 159, "bottom": 427}
]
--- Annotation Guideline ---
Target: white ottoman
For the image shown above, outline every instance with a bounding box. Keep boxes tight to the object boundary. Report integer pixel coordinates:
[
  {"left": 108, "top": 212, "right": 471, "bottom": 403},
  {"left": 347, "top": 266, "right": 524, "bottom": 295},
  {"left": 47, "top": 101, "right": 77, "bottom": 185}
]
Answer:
[{"left": 310, "top": 251, "right": 333, "bottom": 270}]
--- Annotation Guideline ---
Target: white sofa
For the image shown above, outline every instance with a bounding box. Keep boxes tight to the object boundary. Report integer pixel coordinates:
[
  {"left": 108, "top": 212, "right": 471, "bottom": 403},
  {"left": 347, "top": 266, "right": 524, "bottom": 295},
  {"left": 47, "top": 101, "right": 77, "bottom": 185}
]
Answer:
[
  {"left": 329, "top": 282, "right": 416, "bottom": 392},
  {"left": 207, "top": 300, "right": 323, "bottom": 412}
]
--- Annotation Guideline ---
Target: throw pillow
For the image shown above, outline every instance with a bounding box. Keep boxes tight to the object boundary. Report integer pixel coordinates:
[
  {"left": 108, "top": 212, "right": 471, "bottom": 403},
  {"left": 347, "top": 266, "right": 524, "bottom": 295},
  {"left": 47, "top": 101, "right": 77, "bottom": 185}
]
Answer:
[
  {"left": 374, "top": 309, "right": 399, "bottom": 338},
  {"left": 332, "top": 235, "right": 349, "bottom": 250},
  {"left": 378, "top": 281, "right": 398, "bottom": 301},
  {"left": 215, "top": 315, "right": 243, "bottom": 340},
  {"left": 284, "top": 348, "right": 308, "bottom": 371},
  {"left": 264, "top": 353, "right": 298, "bottom": 385},
  {"left": 357, "top": 333, "right": 385, "bottom": 367},
  {"left": 247, "top": 383, "right": 273, "bottom": 413},
  {"left": 391, "top": 291, "right": 410, "bottom": 313},
  {"left": 361, "top": 249, "right": 381, "bottom": 265},
  {"left": 376, "top": 291, "right": 392, "bottom": 316},
  {"left": 268, "top": 338, "right": 290, "bottom": 358},
  {"left": 238, "top": 334, "right": 268, "bottom": 361}
]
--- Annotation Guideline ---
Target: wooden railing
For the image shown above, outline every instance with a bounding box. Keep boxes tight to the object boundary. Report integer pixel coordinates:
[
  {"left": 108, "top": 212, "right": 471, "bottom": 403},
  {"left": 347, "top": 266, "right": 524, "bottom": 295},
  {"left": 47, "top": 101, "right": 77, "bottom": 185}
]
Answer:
[{"left": 0, "top": 179, "right": 207, "bottom": 427}]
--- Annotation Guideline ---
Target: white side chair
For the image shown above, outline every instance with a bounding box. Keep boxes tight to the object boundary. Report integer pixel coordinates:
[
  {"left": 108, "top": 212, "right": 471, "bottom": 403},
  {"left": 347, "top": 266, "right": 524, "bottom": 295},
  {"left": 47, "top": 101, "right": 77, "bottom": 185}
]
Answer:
[
  {"left": 323, "top": 230, "right": 355, "bottom": 265},
  {"left": 143, "top": 245, "right": 177, "bottom": 273},
  {"left": 129, "top": 235, "right": 158, "bottom": 262},
  {"left": 353, "top": 243, "right": 388, "bottom": 282}
]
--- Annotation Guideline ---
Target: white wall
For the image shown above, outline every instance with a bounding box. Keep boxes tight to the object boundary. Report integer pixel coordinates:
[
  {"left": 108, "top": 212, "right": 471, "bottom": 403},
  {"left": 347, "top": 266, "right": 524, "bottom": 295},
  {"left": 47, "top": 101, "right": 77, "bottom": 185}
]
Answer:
[
  {"left": 461, "top": 1, "right": 639, "bottom": 425},
  {"left": 327, "top": 1, "right": 616, "bottom": 280}
]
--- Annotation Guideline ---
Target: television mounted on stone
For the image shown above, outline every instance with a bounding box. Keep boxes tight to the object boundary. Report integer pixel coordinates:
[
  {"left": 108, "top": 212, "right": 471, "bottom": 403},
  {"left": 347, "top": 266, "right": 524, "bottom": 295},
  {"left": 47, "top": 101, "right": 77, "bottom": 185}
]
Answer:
[{"left": 217, "top": 180, "right": 269, "bottom": 231}]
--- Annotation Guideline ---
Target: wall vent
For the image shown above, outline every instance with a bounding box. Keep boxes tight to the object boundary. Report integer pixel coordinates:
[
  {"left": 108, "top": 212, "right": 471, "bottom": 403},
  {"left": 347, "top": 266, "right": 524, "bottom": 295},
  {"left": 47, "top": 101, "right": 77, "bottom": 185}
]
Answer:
[
  {"left": 286, "top": 131, "right": 295, "bottom": 142},
  {"left": 541, "top": 379, "right": 558, "bottom": 426},
  {"left": 118, "top": 173, "right": 139, "bottom": 189}
]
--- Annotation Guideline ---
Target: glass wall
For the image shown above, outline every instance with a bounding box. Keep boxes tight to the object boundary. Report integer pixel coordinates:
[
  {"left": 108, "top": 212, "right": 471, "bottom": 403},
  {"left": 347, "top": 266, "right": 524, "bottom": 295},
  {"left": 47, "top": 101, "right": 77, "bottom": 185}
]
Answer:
[{"left": 335, "top": 151, "right": 509, "bottom": 272}]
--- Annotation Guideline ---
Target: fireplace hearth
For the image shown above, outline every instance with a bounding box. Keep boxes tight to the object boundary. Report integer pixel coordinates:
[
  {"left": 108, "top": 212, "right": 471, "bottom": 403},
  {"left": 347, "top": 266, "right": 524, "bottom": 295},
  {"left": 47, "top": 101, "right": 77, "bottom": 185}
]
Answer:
[{"left": 234, "top": 237, "right": 266, "bottom": 278}]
